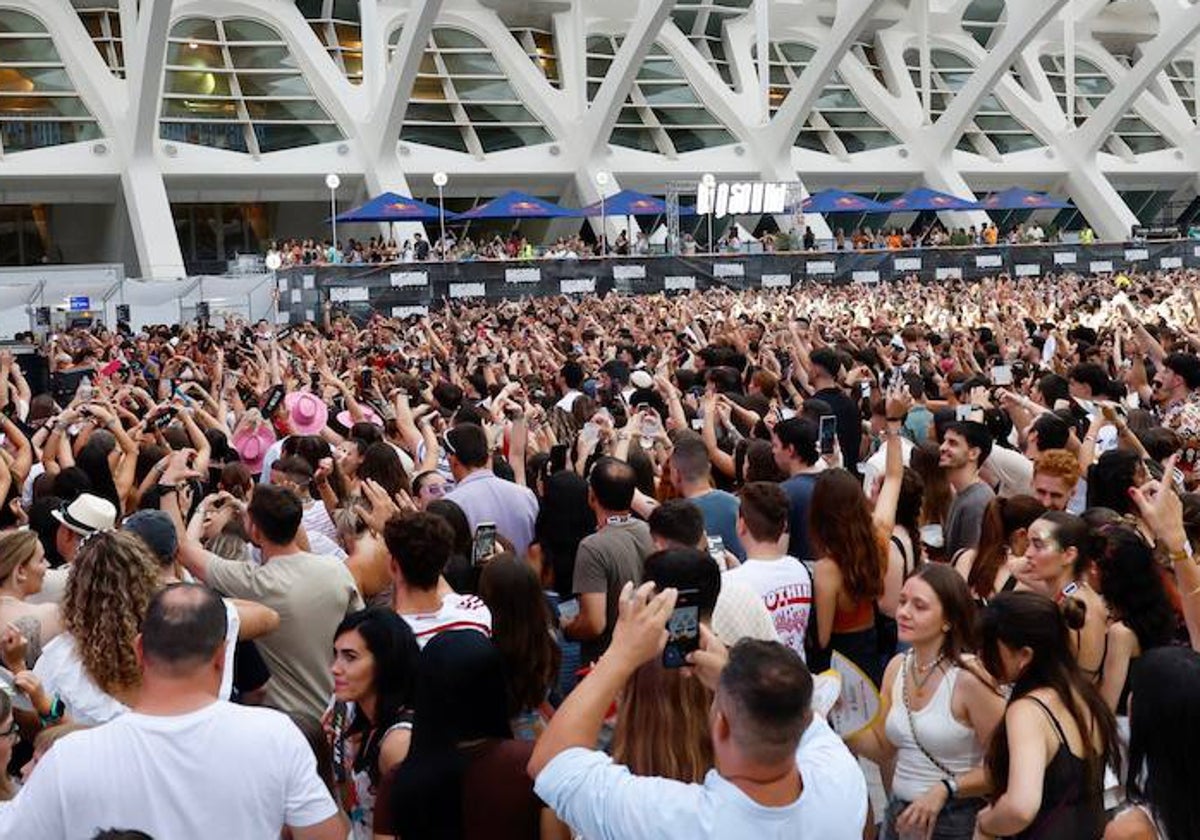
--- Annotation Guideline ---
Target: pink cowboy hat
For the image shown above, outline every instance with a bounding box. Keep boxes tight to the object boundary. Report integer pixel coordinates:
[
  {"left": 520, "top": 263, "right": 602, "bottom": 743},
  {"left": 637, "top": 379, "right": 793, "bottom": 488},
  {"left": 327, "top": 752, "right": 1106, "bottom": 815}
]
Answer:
[
  {"left": 284, "top": 391, "right": 329, "bottom": 436},
  {"left": 336, "top": 405, "right": 383, "bottom": 429},
  {"left": 232, "top": 426, "right": 277, "bottom": 474}
]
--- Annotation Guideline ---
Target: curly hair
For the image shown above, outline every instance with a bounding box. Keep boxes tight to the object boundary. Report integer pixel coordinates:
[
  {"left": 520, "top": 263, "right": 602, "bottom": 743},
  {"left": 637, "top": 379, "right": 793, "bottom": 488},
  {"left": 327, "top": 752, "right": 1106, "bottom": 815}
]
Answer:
[
  {"left": 1096, "top": 526, "right": 1177, "bottom": 651},
  {"left": 63, "top": 531, "right": 160, "bottom": 696},
  {"left": 809, "top": 468, "right": 886, "bottom": 601}
]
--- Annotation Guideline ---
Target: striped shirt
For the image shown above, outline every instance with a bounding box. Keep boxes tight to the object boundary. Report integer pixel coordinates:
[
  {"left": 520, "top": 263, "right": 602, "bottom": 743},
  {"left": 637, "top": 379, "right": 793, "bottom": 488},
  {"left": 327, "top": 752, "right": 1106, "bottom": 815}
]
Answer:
[{"left": 401, "top": 593, "right": 492, "bottom": 649}]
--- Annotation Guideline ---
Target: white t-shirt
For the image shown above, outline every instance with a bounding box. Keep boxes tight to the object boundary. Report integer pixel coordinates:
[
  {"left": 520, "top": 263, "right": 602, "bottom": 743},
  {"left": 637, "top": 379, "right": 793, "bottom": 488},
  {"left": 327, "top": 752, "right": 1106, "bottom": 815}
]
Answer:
[
  {"left": 401, "top": 592, "right": 492, "bottom": 649},
  {"left": 33, "top": 601, "right": 240, "bottom": 725},
  {"left": 0, "top": 700, "right": 338, "bottom": 839},
  {"left": 724, "top": 557, "right": 814, "bottom": 660},
  {"left": 534, "top": 715, "right": 866, "bottom": 839}
]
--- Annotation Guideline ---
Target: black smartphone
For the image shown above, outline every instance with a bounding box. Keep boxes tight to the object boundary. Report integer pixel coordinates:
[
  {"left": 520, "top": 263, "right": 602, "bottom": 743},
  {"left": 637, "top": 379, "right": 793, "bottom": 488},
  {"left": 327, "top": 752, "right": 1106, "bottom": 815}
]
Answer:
[
  {"left": 152, "top": 407, "right": 176, "bottom": 430},
  {"left": 818, "top": 415, "right": 837, "bottom": 456},
  {"left": 472, "top": 522, "right": 497, "bottom": 566},
  {"left": 360, "top": 368, "right": 373, "bottom": 391},
  {"left": 310, "top": 369, "right": 321, "bottom": 392},
  {"left": 662, "top": 588, "right": 701, "bottom": 669},
  {"left": 261, "top": 384, "right": 285, "bottom": 416}
]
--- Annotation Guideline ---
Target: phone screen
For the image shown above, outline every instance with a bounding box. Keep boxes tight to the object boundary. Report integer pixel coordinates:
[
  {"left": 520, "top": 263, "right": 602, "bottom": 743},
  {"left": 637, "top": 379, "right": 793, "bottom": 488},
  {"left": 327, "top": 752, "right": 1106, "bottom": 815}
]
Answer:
[
  {"left": 706, "top": 535, "right": 725, "bottom": 562},
  {"left": 261, "top": 384, "right": 285, "bottom": 416},
  {"left": 991, "top": 365, "right": 1013, "bottom": 386},
  {"left": 662, "top": 589, "right": 701, "bottom": 669},
  {"left": 472, "top": 523, "right": 497, "bottom": 566},
  {"left": 818, "top": 415, "right": 837, "bottom": 456}
]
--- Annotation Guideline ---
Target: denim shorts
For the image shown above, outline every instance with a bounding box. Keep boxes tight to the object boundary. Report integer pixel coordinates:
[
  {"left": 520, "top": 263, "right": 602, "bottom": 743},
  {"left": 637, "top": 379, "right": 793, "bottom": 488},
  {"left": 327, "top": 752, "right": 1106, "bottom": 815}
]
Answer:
[{"left": 881, "top": 794, "right": 983, "bottom": 840}]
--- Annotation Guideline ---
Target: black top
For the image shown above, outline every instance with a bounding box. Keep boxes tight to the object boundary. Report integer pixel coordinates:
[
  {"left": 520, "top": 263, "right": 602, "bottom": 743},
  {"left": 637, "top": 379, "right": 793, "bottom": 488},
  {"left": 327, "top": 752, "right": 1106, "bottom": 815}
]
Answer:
[
  {"left": 1012, "top": 695, "right": 1105, "bottom": 840},
  {"left": 811, "top": 386, "right": 862, "bottom": 471}
]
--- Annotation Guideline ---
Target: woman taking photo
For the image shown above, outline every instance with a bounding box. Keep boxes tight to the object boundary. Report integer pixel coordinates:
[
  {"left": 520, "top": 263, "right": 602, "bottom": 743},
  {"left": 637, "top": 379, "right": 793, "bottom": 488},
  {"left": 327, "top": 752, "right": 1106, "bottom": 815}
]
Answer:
[
  {"left": 954, "top": 495, "right": 1045, "bottom": 606},
  {"left": 1019, "top": 511, "right": 1109, "bottom": 682},
  {"left": 976, "top": 592, "right": 1119, "bottom": 839},
  {"left": 1105, "top": 647, "right": 1200, "bottom": 840},
  {"left": 811, "top": 389, "right": 906, "bottom": 685},
  {"left": 327, "top": 608, "right": 419, "bottom": 840},
  {"left": 847, "top": 565, "right": 1005, "bottom": 839}
]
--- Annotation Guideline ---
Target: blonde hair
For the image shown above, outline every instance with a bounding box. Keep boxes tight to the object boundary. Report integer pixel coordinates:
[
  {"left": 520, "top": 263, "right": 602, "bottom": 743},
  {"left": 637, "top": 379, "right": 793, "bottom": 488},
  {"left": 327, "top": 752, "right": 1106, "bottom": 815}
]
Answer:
[
  {"left": 0, "top": 530, "right": 39, "bottom": 584},
  {"left": 611, "top": 660, "right": 714, "bottom": 783},
  {"left": 63, "top": 531, "right": 160, "bottom": 696}
]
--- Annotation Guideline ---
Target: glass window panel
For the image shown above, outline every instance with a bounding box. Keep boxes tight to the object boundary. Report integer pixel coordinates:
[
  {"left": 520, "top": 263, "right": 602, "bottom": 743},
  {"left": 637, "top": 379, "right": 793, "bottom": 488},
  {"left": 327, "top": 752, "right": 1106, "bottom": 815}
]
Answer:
[
  {"left": 411, "top": 76, "right": 447, "bottom": 101},
  {"left": 586, "top": 58, "right": 612, "bottom": 78},
  {"left": 610, "top": 127, "right": 660, "bottom": 152},
  {"left": 637, "top": 59, "right": 682, "bottom": 81},
  {"left": 405, "top": 103, "right": 455, "bottom": 123},
  {"left": 433, "top": 29, "right": 486, "bottom": 50},
  {"left": 667, "top": 127, "right": 732, "bottom": 152},
  {"left": 0, "top": 96, "right": 91, "bottom": 118},
  {"left": 171, "top": 19, "right": 220, "bottom": 41},
  {"left": 295, "top": 0, "right": 323, "bottom": 17},
  {"left": 440, "top": 53, "right": 502, "bottom": 76},
  {"left": 0, "top": 11, "right": 45, "bottom": 34},
  {"left": 235, "top": 73, "right": 308, "bottom": 97},
  {"left": 1, "top": 120, "right": 100, "bottom": 151},
  {"left": 452, "top": 78, "right": 519, "bottom": 101},
  {"left": 341, "top": 53, "right": 363, "bottom": 79},
  {"left": 1076, "top": 75, "right": 1111, "bottom": 95},
  {"left": 162, "top": 98, "right": 240, "bottom": 119},
  {"left": 673, "top": 11, "right": 698, "bottom": 31},
  {"left": 161, "top": 120, "right": 248, "bottom": 151},
  {"left": 990, "top": 134, "right": 1041, "bottom": 153},
  {"left": 334, "top": 24, "right": 360, "bottom": 46},
  {"left": 940, "top": 71, "right": 972, "bottom": 91},
  {"left": 652, "top": 106, "right": 720, "bottom": 126},
  {"left": 223, "top": 19, "right": 281, "bottom": 42},
  {"left": 0, "top": 39, "right": 65, "bottom": 63},
  {"left": 228, "top": 47, "right": 297, "bottom": 70},
  {"left": 166, "top": 70, "right": 234, "bottom": 97},
  {"left": 640, "top": 85, "right": 699, "bottom": 105},
  {"left": 254, "top": 122, "right": 340, "bottom": 152},
  {"left": 462, "top": 104, "right": 536, "bottom": 123},
  {"left": 795, "top": 130, "right": 827, "bottom": 152},
  {"left": 618, "top": 106, "right": 644, "bottom": 124},
  {"left": 167, "top": 42, "right": 224, "bottom": 67},
  {"left": 1124, "top": 135, "right": 1170, "bottom": 154},
  {"left": 814, "top": 89, "right": 861, "bottom": 110},
  {"left": 779, "top": 42, "right": 814, "bottom": 65},
  {"left": 822, "top": 111, "right": 888, "bottom": 129},
  {"left": 400, "top": 124, "right": 469, "bottom": 152},
  {"left": 0, "top": 68, "right": 73, "bottom": 93},
  {"left": 1116, "top": 117, "right": 1155, "bottom": 133},
  {"left": 475, "top": 125, "right": 549, "bottom": 152},
  {"left": 839, "top": 130, "right": 898, "bottom": 152},
  {"left": 931, "top": 50, "right": 973, "bottom": 69},
  {"left": 332, "top": 0, "right": 359, "bottom": 21},
  {"left": 244, "top": 100, "right": 330, "bottom": 121},
  {"left": 974, "top": 114, "right": 1025, "bottom": 131},
  {"left": 586, "top": 37, "right": 615, "bottom": 56}
]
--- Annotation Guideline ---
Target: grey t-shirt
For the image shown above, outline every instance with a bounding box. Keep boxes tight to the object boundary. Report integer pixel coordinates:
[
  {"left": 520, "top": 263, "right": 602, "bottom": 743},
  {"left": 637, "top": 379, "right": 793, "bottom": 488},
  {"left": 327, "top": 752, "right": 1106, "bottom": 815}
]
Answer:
[
  {"left": 572, "top": 519, "right": 655, "bottom": 663},
  {"left": 945, "top": 481, "right": 995, "bottom": 558}
]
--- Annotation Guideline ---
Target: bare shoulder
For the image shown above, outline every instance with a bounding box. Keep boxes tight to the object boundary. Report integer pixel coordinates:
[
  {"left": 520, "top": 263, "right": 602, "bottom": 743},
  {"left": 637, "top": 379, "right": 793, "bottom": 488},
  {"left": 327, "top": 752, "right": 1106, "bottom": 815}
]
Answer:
[{"left": 1104, "top": 807, "right": 1156, "bottom": 840}]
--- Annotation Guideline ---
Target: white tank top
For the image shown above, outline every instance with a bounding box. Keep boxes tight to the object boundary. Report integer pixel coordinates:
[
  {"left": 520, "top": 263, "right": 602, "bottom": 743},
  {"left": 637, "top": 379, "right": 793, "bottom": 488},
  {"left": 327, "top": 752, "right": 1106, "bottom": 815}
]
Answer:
[{"left": 884, "top": 664, "right": 983, "bottom": 801}]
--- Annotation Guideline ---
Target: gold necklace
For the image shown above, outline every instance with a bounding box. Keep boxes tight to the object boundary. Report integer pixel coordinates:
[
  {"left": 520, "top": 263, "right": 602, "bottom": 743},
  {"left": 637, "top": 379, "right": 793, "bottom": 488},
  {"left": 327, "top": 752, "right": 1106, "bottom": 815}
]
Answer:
[{"left": 910, "top": 651, "right": 946, "bottom": 692}]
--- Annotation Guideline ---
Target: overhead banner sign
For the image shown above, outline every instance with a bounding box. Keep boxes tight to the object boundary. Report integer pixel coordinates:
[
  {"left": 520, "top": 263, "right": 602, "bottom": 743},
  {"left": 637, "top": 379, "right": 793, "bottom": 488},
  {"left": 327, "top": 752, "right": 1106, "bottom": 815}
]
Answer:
[{"left": 696, "top": 181, "right": 789, "bottom": 219}]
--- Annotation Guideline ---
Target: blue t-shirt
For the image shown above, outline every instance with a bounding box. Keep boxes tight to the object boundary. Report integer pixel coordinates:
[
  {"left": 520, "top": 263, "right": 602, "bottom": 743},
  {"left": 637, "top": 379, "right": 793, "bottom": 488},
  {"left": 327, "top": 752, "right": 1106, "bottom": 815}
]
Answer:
[
  {"left": 781, "top": 473, "right": 819, "bottom": 562},
  {"left": 689, "top": 490, "right": 745, "bottom": 562}
]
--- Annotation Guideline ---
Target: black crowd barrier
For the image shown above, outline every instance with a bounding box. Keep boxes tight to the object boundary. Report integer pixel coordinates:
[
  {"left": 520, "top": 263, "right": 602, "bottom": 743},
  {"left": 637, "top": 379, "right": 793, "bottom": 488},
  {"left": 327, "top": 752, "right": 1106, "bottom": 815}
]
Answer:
[{"left": 275, "top": 239, "right": 1200, "bottom": 322}]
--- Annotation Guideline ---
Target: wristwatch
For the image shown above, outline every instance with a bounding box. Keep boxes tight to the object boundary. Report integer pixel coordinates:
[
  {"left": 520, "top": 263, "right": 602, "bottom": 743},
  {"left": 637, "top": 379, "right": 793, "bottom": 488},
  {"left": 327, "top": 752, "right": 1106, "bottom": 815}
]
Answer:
[{"left": 941, "top": 775, "right": 959, "bottom": 799}]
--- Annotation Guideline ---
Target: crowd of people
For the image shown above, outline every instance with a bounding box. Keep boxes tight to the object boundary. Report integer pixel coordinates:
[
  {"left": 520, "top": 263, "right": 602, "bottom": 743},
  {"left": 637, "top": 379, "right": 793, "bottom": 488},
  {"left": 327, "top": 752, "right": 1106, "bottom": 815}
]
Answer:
[
  {"left": 0, "top": 267, "right": 1197, "bottom": 838},
  {"left": 269, "top": 217, "right": 1080, "bottom": 267}
]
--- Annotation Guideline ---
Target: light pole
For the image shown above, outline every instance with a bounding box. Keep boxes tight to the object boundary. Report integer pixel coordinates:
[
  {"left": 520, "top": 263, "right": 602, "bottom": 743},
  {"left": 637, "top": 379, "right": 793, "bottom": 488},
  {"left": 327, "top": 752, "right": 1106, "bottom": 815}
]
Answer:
[
  {"left": 433, "top": 171, "right": 448, "bottom": 262},
  {"left": 325, "top": 173, "right": 341, "bottom": 260},
  {"left": 596, "top": 171, "right": 610, "bottom": 257},
  {"left": 701, "top": 172, "right": 716, "bottom": 253}
]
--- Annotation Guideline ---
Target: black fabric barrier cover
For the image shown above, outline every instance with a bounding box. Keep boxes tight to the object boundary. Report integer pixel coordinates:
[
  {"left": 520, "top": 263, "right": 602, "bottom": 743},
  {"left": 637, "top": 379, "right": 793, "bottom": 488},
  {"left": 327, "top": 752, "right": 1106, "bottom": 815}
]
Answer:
[{"left": 274, "top": 240, "right": 1200, "bottom": 322}]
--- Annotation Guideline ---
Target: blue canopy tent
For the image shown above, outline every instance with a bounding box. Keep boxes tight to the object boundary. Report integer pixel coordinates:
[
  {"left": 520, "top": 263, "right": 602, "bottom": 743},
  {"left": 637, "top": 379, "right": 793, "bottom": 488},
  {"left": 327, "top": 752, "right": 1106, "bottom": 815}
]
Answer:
[
  {"left": 335, "top": 192, "right": 454, "bottom": 222},
  {"left": 801, "top": 189, "right": 891, "bottom": 213},
  {"left": 459, "top": 191, "right": 581, "bottom": 219},
  {"left": 886, "top": 188, "right": 982, "bottom": 212},
  {"left": 580, "top": 190, "right": 697, "bottom": 253},
  {"left": 977, "top": 187, "right": 1073, "bottom": 211}
]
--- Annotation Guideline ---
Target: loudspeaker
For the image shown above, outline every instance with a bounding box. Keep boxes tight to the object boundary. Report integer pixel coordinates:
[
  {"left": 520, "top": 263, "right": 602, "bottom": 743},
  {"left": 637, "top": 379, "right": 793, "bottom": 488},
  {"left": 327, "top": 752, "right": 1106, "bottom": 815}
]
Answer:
[
  {"left": 116, "top": 304, "right": 130, "bottom": 324},
  {"left": 34, "top": 307, "right": 50, "bottom": 327}
]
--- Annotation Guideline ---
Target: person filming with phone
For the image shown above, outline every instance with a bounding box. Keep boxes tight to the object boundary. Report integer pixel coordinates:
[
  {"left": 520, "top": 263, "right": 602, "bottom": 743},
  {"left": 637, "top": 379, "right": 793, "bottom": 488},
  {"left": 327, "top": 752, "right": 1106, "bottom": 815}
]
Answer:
[{"left": 528, "top": 581, "right": 867, "bottom": 838}]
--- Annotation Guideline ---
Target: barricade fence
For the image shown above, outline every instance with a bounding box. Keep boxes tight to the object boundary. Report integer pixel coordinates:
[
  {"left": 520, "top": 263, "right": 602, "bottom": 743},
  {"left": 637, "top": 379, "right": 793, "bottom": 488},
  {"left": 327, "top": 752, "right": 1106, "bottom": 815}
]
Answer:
[{"left": 275, "top": 239, "right": 1200, "bottom": 322}]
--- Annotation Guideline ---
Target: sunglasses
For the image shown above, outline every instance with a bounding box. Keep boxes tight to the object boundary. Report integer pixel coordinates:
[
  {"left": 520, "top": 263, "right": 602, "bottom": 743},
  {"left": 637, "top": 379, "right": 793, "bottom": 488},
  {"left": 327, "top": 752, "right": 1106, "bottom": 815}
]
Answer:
[{"left": 0, "top": 719, "right": 18, "bottom": 739}]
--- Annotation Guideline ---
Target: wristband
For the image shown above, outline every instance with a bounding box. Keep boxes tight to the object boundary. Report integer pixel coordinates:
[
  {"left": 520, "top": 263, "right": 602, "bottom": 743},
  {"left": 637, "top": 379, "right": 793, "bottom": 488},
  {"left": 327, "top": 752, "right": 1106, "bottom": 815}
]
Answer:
[
  {"left": 157, "top": 484, "right": 180, "bottom": 495},
  {"left": 941, "top": 777, "right": 957, "bottom": 799}
]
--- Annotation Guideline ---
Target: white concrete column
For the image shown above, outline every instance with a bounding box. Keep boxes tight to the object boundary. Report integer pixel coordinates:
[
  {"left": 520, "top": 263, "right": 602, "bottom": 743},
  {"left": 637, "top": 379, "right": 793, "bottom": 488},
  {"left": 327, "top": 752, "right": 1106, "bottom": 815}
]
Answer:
[
  {"left": 1064, "top": 163, "right": 1138, "bottom": 241},
  {"left": 121, "top": 162, "right": 186, "bottom": 279}
]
